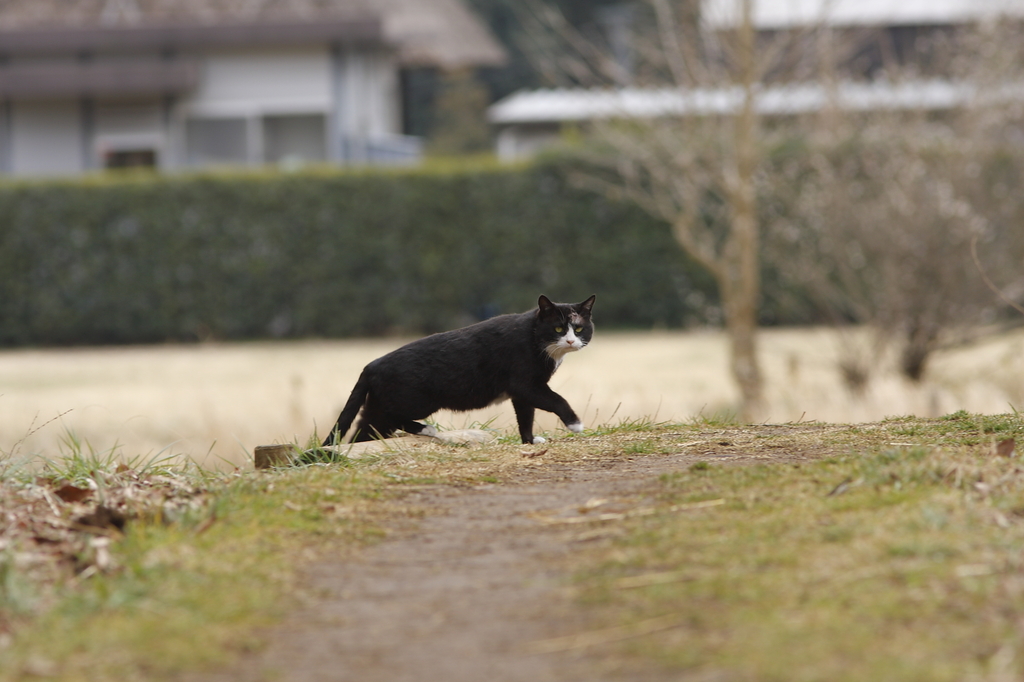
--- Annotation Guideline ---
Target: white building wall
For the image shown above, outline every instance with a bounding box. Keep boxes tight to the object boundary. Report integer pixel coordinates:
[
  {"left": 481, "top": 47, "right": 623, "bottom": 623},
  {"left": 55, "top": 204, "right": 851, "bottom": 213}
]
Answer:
[
  {"left": 182, "top": 47, "right": 333, "bottom": 118},
  {"left": 0, "top": 45, "right": 417, "bottom": 175},
  {"left": 175, "top": 47, "right": 334, "bottom": 167},
  {"left": 332, "top": 49, "right": 400, "bottom": 138},
  {"left": 330, "top": 48, "right": 413, "bottom": 163},
  {"left": 10, "top": 99, "right": 83, "bottom": 176},
  {"left": 703, "top": 0, "right": 1024, "bottom": 29}
]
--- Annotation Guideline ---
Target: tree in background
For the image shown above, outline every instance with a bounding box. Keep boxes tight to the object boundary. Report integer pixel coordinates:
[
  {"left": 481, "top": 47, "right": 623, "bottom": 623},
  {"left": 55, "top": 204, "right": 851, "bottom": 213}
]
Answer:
[
  {"left": 514, "top": 0, "right": 825, "bottom": 422},
  {"left": 427, "top": 68, "right": 495, "bottom": 156},
  {"left": 764, "top": 18, "right": 1024, "bottom": 386},
  {"left": 511, "top": 0, "right": 1024, "bottom": 415},
  {"left": 466, "top": 0, "right": 627, "bottom": 98},
  {"left": 414, "top": 0, "right": 625, "bottom": 155}
]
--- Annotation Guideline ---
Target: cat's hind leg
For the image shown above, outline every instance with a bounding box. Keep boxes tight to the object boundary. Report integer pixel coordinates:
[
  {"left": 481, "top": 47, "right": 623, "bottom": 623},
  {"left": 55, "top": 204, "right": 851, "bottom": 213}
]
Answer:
[
  {"left": 350, "top": 411, "right": 398, "bottom": 442},
  {"left": 399, "top": 420, "right": 438, "bottom": 438},
  {"left": 350, "top": 423, "right": 391, "bottom": 442},
  {"left": 352, "top": 414, "right": 436, "bottom": 442}
]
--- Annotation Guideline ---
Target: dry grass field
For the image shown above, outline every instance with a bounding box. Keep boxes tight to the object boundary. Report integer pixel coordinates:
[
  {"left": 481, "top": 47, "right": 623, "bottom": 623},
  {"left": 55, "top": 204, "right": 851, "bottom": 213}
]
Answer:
[{"left": 1, "top": 326, "right": 1022, "bottom": 468}]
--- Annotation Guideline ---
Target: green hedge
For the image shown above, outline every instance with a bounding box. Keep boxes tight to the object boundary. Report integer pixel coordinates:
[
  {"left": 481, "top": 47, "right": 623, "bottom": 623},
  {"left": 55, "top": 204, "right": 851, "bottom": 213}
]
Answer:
[{"left": 1, "top": 161, "right": 778, "bottom": 346}]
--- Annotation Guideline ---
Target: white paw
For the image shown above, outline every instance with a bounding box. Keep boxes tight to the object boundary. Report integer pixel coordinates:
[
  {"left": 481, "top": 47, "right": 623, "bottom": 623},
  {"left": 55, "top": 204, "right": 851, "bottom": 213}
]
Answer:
[
  {"left": 420, "top": 425, "right": 438, "bottom": 438},
  {"left": 567, "top": 421, "right": 584, "bottom": 434},
  {"left": 532, "top": 436, "right": 547, "bottom": 444}
]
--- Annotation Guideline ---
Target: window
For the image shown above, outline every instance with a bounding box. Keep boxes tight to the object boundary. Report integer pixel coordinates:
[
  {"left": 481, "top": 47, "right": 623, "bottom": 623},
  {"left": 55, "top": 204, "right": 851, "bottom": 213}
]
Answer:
[
  {"left": 263, "top": 114, "right": 326, "bottom": 165},
  {"left": 104, "top": 149, "right": 157, "bottom": 168},
  {"left": 185, "top": 117, "right": 247, "bottom": 165}
]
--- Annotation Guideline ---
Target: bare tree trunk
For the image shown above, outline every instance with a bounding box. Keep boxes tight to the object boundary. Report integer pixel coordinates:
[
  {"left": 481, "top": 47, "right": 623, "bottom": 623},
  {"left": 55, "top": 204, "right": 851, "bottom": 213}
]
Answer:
[
  {"left": 721, "top": 0, "right": 764, "bottom": 422},
  {"left": 523, "top": 0, "right": 769, "bottom": 422},
  {"left": 721, "top": 205, "right": 764, "bottom": 421},
  {"left": 720, "top": 244, "right": 764, "bottom": 421}
]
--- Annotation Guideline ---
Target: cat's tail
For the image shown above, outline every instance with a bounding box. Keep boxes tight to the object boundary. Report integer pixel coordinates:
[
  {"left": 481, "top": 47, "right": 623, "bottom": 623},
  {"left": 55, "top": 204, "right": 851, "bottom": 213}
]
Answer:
[{"left": 321, "top": 373, "right": 370, "bottom": 447}]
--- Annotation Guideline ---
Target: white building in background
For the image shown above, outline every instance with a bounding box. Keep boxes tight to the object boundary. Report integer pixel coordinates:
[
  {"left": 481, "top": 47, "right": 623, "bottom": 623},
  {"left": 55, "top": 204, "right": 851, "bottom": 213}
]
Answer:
[
  {"left": 700, "top": 0, "right": 1024, "bottom": 30},
  {"left": 489, "top": 0, "right": 1024, "bottom": 161},
  {"left": 0, "top": 0, "right": 505, "bottom": 177}
]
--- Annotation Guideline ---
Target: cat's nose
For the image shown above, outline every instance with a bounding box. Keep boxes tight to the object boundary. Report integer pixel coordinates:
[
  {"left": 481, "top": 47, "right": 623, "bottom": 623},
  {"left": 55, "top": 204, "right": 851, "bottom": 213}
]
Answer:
[{"left": 566, "top": 339, "right": 575, "bottom": 345}]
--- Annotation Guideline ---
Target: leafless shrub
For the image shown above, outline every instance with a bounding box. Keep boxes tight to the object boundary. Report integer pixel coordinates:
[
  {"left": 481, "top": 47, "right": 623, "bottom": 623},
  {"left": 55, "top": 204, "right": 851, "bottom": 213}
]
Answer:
[
  {"left": 515, "top": 1, "right": 1024, "bottom": 405},
  {"left": 765, "top": 18, "right": 1024, "bottom": 384},
  {"left": 515, "top": 0, "right": 850, "bottom": 421}
]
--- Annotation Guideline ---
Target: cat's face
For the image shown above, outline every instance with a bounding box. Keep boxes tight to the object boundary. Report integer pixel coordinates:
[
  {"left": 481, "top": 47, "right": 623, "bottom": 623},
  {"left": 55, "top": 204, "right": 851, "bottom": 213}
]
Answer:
[{"left": 536, "top": 295, "right": 596, "bottom": 361}]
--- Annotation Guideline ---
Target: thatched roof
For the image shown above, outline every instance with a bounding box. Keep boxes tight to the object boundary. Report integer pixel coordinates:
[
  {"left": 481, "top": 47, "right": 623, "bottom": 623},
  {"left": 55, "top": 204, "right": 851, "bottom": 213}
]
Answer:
[{"left": 0, "top": 0, "right": 506, "bottom": 68}]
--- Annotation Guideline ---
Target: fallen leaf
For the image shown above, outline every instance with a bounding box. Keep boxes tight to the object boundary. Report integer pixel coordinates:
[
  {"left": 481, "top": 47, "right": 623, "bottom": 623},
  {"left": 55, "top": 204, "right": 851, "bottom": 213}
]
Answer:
[
  {"left": 580, "top": 497, "right": 609, "bottom": 511},
  {"left": 827, "top": 477, "right": 853, "bottom": 497},
  {"left": 194, "top": 511, "right": 218, "bottom": 535},
  {"left": 996, "top": 438, "right": 1016, "bottom": 458},
  {"left": 521, "top": 449, "right": 548, "bottom": 459},
  {"left": 53, "top": 484, "right": 91, "bottom": 503},
  {"left": 32, "top": 533, "right": 64, "bottom": 545}
]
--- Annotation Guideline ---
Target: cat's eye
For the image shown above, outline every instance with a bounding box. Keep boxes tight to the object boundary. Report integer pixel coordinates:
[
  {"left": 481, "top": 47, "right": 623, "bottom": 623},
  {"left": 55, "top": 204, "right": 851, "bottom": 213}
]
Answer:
[
  {"left": 574, "top": 326, "right": 583, "bottom": 333},
  {"left": 554, "top": 326, "right": 564, "bottom": 333}
]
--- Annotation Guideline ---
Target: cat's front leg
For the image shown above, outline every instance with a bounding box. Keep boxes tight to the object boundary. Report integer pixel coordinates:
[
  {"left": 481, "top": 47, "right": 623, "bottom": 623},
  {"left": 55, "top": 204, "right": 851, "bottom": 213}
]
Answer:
[
  {"left": 514, "top": 386, "right": 583, "bottom": 442},
  {"left": 512, "top": 398, "right": 545, "bottom": 444},
  {"left": 535, "top": 385, "right": 583, "bottom": 433}
]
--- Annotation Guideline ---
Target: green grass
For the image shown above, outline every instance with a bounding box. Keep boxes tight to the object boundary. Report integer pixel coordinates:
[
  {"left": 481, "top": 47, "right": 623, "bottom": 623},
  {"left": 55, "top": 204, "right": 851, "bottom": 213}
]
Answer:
[
  {"left": 0, "top": 418, "right": 522, "bottom": 681},
  {"left": 3, "top": 413, "right": 1024, "bottom": 680},
  {"left": 587, "top": 416, "right": 667, "bottom": 436},
  {"left": 0, "top": 452, "right": 395, "bottom": 681},
  {"left": 883, "top": 409, "right": 1024, "bottom": 444},
  {"left": 567, "top": 413, "right": 1024, "bottom": 681}
]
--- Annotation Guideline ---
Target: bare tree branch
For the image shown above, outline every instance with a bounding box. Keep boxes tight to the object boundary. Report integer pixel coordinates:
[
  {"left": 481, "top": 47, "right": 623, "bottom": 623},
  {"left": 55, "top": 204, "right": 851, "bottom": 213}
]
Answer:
[{"left": 971, "top": 234, "right": 1024, "bottom": 318}]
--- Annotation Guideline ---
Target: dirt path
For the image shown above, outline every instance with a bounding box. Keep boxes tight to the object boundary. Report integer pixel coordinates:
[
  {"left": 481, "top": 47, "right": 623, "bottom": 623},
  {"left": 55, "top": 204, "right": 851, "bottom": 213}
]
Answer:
[{"left": 192, "top": 448, "right": 747, "bottom": 682}]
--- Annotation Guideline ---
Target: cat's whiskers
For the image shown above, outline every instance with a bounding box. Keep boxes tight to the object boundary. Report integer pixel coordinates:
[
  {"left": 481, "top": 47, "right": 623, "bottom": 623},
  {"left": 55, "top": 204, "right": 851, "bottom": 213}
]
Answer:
[{"left": 545, "top": 337, "right": 586, "bottom": 363}]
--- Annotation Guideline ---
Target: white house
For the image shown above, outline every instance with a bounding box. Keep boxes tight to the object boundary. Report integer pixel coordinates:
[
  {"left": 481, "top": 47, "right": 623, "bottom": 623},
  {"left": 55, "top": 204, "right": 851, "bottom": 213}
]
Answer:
[
  {"left": 701, "top": 0, "right": 1024, "bottom": 30},
  {"left": 488, "top": 0, "right": 1024, "bottom": 161},
  {"left": 0, "top": 0, "right": 505, "bottom": 176}
]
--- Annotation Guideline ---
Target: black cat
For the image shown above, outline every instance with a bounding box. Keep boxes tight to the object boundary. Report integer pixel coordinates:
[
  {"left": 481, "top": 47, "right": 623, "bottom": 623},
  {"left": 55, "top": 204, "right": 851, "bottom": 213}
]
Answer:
[{"left": 321, "top": 295, "right": 596, "bottom": 446}]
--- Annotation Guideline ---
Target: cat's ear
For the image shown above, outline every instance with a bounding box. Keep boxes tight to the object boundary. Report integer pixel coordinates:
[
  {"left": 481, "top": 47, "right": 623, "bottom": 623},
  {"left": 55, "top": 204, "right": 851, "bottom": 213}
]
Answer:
[
  {"left": 578, "top": 295, "right": 596, "bottom": 315},
  {"left": 537, "top": 295, "right": 555, "bottom": 312}
]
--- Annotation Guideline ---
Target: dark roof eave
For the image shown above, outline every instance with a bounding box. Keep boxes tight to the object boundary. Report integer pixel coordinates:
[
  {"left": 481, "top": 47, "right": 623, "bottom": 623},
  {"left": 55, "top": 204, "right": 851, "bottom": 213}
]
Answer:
[
  {"left": 0, "top": 17, "right": 382, "bottom": 54},
  {"left": 0, "top": 59, "right": 202, "bottom": 97}
]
